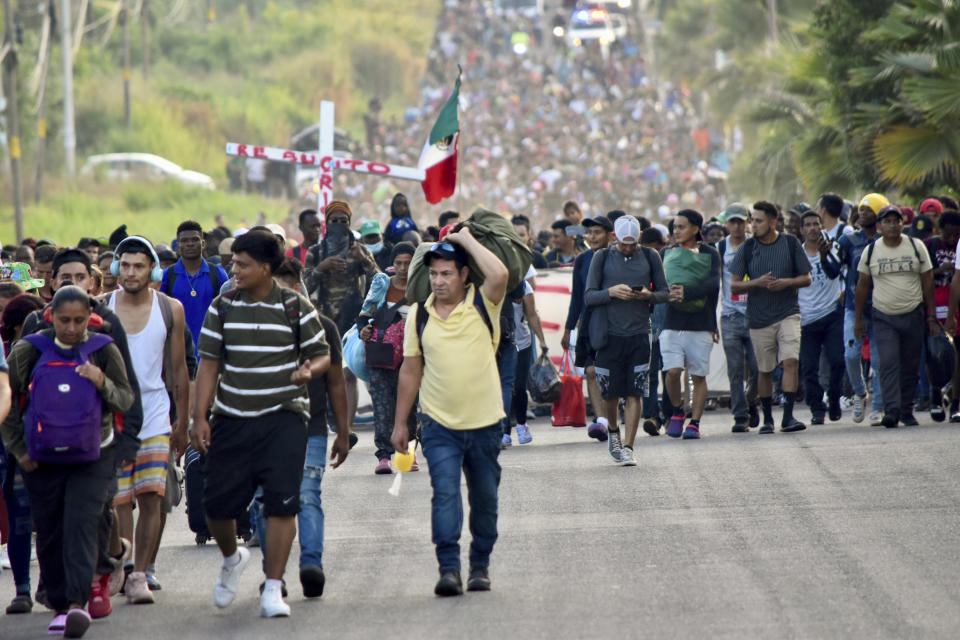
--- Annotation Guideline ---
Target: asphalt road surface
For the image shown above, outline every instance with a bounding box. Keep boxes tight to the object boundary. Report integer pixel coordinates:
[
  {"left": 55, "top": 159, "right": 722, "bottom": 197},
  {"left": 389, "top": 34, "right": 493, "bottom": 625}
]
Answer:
[{"left": 4, "top": 407, "right": 960, "bottom": 639}]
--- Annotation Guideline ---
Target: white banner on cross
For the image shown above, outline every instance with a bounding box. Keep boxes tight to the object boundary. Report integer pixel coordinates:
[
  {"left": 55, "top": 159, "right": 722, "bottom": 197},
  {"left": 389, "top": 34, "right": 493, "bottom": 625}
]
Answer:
[{"left": 226, "top": 101, "right": 425, "bottom": 214}]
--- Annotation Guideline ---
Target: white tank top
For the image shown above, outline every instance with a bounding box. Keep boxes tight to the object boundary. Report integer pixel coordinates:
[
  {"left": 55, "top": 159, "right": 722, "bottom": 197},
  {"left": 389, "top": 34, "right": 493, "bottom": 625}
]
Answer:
[{"left": 110, "top": 290, "right": 171, "bottom": 440}]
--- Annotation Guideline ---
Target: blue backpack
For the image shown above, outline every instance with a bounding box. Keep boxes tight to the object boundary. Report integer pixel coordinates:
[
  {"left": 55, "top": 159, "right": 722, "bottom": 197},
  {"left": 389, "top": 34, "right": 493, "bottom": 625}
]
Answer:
[{"left": 22, "top": 333, "right": 113, "bottom": 464}]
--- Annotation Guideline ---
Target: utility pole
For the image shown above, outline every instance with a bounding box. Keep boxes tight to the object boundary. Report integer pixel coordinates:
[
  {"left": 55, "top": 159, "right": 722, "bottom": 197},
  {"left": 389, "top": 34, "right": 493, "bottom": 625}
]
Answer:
[
  {"left": 637, "top": 0, "right": 661, "bottom": 102},
  {"left": 34, "top": 3, "right": 55, "bottom": 202},
  {"left": 3, "top": 0, "right": 24, "bottom": 241},
  {"left": 122, "top": 0, "right": 131, "bottom": 126},
  {"left": 60, "top": 0, "right": 76, "bottom": 178},
  {"left": 141, "top": 0, "right": 150, "bottom": 78},
  {"left": 767, "top": 0, "right": 779, "bottom": 46}
]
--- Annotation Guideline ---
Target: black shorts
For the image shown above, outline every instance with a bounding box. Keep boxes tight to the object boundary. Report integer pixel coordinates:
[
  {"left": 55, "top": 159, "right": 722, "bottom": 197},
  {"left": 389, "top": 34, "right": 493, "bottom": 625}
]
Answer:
[
  {"left": 594, "top": 334, "right": 651, "bottom": 399},
  {"left": 203, "top": 410, "right": 307, "bottom": 519}
]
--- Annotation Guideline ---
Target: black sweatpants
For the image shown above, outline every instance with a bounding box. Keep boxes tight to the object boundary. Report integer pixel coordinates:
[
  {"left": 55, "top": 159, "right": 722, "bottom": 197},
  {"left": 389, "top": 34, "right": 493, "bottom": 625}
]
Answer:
[{"left": 23, "top": 446, "right": 117, "bottom": 611}]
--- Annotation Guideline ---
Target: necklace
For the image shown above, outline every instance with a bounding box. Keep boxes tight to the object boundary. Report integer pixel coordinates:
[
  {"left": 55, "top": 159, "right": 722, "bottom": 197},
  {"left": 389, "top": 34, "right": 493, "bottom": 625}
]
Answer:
[{"left": 187, "top": 278, "right": 198, "bottom": 297}]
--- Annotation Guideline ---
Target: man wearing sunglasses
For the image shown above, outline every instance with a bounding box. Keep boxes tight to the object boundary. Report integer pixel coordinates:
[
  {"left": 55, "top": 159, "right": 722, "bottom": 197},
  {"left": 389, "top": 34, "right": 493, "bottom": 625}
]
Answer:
[{"left": 391, "top": 229, "right": 508, "bottom": 597}]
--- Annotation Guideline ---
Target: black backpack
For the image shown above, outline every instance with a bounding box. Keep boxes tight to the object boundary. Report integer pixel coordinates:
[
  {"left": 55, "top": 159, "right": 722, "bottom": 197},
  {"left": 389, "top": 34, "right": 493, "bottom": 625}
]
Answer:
[
  {"left": 415, "top": 286, "right": 495, "bottom": 366},
  {"left": 863, "top": 235, "right": 922, "bottom": 268},
  {"left": 163, "top": 263, "right": 224, "bottom": 299},
  {"left": 216, "top": 288, "right": 302, "bottom": 360}
]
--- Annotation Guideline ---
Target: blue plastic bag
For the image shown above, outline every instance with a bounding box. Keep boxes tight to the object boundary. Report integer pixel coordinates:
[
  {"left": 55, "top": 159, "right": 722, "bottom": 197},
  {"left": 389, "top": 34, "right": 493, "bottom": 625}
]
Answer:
[{"left": 342, "top": 325, "right": 370, "bottom": 382}]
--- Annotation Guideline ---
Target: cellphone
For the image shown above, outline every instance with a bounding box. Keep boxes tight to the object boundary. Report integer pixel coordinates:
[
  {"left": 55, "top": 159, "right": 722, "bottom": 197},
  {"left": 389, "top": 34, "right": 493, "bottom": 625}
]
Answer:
[{"left": 631, "top": 285, "right": 646, "bottom": 292}]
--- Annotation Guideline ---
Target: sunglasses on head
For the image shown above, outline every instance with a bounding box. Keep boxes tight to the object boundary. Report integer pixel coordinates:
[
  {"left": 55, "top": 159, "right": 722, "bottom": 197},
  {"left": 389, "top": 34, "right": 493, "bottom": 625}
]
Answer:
[{"left": 431, "top": 241, "right": 456, "bottom": 253}]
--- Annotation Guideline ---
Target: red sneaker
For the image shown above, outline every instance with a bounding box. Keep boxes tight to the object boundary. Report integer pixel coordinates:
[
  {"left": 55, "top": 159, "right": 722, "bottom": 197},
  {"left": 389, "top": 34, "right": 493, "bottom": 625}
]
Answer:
[{"left": 89, "top": 574, "right": 112, "bottom": 619}]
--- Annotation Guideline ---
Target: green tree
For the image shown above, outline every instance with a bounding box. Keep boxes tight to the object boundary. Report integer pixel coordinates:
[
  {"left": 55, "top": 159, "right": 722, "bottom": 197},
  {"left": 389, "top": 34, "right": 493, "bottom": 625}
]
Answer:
[{"left": 852, "top": 0, "right": 960, "bottom": 195}]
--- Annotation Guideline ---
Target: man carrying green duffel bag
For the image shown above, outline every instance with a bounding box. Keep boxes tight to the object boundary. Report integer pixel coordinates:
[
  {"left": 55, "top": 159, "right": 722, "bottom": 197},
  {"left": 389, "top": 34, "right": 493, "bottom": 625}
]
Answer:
[{"left": 660, "top": 209, "right": 721, "bottom": 440}]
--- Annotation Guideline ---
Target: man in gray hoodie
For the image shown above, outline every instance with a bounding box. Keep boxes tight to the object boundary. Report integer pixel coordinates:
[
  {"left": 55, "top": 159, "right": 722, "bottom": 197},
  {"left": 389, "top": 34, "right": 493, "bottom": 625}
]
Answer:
[{"left": 584, "top": 215, "right": 669, "bottom": 467}]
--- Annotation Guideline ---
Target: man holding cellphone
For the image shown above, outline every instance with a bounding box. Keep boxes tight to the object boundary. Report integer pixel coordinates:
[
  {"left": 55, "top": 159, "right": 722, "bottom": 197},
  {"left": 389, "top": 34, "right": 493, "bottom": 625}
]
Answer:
[{"left": 584, "top": 216, "right": 669, "bottom": 466}]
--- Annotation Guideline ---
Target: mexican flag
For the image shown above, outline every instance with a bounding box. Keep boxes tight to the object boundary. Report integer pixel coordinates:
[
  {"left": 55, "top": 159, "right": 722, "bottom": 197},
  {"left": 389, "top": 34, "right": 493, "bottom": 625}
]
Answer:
[{"left": 418, "top": 70, "right": 461, "bottom": 204}]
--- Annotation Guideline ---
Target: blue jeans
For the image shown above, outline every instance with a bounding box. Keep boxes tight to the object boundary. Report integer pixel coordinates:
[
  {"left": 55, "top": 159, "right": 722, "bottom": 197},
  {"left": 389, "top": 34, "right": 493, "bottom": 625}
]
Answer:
[
  {"left": 843, "top": 308, "right": 882, "bottom": 410},
  {"left": 420, "top": 416, "right": 501, "bottom": 572},
  {"left": 497, "top": 345, "right": 518, "bottom": 434},
  {"left": 721, "top": 313, "right": 758, "bottom": 422},
  {"left": 2, "top": 454, "right": 33, "bottom": 594},
  {"left": 253, "top": 433, "right": 327, "bottom": 570}
]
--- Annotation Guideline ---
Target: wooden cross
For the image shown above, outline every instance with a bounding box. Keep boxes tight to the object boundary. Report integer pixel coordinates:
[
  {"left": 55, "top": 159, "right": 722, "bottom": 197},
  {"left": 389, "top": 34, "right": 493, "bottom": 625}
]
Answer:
[{"left": 225, "top": 101, "right": 425, "bottom": 214}]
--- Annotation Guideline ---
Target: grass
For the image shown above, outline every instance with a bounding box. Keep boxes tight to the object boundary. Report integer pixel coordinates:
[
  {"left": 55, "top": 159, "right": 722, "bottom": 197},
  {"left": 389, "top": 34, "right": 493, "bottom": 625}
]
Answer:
[
  {"left": 0, "top": 178, "right": 290, "bottom": 246},
  {"left": 1, "top": 0, "right": 441, "bottom": 242}
]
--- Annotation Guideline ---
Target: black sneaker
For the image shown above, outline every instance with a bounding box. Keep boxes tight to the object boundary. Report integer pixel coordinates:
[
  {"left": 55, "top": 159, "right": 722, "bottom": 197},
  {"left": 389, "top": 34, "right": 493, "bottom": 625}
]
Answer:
[
  {"left": 299, "top": 565, "right": 325, "bottom": 598},
  {"left": 466, "top": 566, "right": 491, "bottom": 592},
  {"left": 731, "top": 420, "right": 749, "bottom": 433},
  {"left": 758, "top": 423, "right": 775, "bottom": 435},
  {"left": 348, "top": 432, "right": 359, "bottom": 449},
  {"left": 749, "top": 405, "right": 761, "bottom": 429},
  {"left": 781, "top": 419, "right": 806, "bottom": 433},
  {"left": 118, "top": 564, "right": 133, "bottom": 595},
  {"left": 434, "top": 570, "right": 463, "bottom": 597},
  {"left": 5, "top": 594, "right": 33, "bottom": 614},
  {"left": 811, "top": 413, "right": 825, "bottom": 425},
  {"left": 931, "top": 406, "right": 946, "bottom": 422},
  {"left": 882, "top": 412, "right": 900, "bottom": 428},
  {"left": 900, "top": 413, "right": 919, "bottom": 427},
  {"left": 828, "top": 401, "right": 842, "bottom": 422},
  {"left": 642, "top": 418, "right": 660, "bottom": 437}
]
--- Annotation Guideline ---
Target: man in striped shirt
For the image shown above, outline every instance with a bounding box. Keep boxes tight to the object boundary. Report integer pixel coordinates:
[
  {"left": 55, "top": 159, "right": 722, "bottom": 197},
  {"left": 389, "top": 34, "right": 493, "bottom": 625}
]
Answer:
[{"left": 192, "top": 230, "right": 331, "bottom": 619}]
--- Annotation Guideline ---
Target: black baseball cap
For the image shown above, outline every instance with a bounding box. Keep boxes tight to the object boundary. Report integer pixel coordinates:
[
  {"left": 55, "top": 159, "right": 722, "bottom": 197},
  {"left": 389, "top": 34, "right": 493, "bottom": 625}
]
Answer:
[
  {"left": 423, "top": 241, "right": 468, "bottom": 268},
  {"left": 582, "top": 216, "right": 614, "bottom": 232},
  {"left": 877, "top": 205, "right": 903, "bottom": 221}
]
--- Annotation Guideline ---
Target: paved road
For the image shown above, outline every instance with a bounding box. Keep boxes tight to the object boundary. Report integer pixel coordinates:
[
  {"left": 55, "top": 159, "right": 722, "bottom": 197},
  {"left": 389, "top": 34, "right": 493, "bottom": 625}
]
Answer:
[{"left": 4, "top": 407, "right": 960, "bottom": 639}]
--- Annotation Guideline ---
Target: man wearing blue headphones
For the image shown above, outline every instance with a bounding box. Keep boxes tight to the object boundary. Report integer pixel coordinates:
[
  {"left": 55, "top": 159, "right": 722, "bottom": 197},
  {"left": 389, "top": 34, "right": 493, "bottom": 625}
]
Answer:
[{"left": 106, "top": 236, "right": 190, "bottom": 606}]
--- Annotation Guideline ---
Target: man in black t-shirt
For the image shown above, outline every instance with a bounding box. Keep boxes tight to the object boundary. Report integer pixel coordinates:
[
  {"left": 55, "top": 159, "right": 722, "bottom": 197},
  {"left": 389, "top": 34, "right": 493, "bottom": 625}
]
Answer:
[{"left": 731, "top": 201, "right": 812, "bottom": 434}]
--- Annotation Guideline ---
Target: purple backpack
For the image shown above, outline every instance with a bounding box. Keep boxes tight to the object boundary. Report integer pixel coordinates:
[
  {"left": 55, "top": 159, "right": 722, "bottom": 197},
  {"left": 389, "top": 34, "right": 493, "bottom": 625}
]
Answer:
[{"left": 22, "top": 333, "right": 113, "bottom": 463}]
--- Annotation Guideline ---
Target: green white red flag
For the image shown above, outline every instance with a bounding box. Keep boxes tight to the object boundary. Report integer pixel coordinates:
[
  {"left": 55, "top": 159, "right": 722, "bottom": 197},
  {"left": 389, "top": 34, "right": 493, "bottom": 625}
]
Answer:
[{"left": 418, "top": 69, "right": 461, "bottom": 204}]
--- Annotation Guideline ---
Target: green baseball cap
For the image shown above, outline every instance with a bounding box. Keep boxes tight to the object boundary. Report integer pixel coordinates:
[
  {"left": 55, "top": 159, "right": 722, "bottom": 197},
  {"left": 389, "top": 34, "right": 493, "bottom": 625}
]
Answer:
[
  {"left": 360, "top": 220, "right": 382, "bottom": 237},
  {"left": 721, "top": 203, "right": 750, "bottom": 222},
  {"left": 0, "top": 262, "right": 45, "bottom": 291}
]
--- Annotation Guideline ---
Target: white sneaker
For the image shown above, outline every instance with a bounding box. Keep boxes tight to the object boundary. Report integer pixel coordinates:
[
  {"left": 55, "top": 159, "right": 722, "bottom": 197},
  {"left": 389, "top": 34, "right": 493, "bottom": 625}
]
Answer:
[
  {"left": 619, "top": 447, "right": 637, "bottom": 467},
  {"left": 213, "top": 547, "right": 250, "bottom": 608},
  {"left": 869, "top": 410, "right": 883, "bottom": 427},
  {"left": 0, "top": 544, "right": 10, "bottom": 570},
  {"left": 852, "top": 395, "right": 866, "bottom": 423},
  {"left": 259, "top": 585, "right": 291, "bottom": 618}
]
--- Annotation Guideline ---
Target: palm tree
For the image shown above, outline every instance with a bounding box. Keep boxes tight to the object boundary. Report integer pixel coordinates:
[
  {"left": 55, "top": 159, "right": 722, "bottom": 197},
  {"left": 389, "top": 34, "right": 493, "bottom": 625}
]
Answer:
[{"left": 852, "top": 0, "right": 960, "bottom": 195}]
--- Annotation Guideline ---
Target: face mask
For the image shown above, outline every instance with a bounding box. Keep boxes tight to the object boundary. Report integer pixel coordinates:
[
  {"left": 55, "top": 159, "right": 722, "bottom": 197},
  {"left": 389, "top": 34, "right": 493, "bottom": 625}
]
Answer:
[{"left": 366, "top": 241, "right": 384, "bottom": 255}]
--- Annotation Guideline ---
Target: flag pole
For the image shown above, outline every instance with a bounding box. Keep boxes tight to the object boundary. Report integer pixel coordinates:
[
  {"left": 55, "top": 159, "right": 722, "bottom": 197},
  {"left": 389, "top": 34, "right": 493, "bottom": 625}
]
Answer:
[{"left": 455, "top": 67, "right": 463, "bottom": 216}]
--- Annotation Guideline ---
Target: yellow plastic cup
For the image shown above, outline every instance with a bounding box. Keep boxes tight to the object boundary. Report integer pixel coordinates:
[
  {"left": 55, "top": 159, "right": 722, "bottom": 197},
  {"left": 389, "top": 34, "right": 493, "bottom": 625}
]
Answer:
[{"left": 393, "top": 444, "right": 415, "bottom": 472}]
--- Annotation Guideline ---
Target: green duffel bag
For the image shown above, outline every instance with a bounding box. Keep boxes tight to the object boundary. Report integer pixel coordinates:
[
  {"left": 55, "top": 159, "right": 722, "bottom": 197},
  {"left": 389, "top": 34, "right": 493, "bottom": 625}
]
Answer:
[
  {"left": 406, "top": 207, "right": 532, "bottom": 303},
  {"left": 663, "top": 246, "right": 712, "bottom": 313}
]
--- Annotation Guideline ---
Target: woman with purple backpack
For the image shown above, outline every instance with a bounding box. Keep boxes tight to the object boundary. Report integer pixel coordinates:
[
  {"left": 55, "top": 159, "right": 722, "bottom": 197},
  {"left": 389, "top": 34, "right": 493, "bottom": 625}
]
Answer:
[{"left": 0, "top": 286, "right": 134, "bottom": 638}]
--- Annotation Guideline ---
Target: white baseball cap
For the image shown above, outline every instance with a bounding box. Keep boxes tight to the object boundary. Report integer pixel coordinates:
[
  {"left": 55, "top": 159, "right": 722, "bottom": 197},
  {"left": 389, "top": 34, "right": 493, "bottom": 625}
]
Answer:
[{"left": 614, "top": 215, "right": 641, "bottom": 244}]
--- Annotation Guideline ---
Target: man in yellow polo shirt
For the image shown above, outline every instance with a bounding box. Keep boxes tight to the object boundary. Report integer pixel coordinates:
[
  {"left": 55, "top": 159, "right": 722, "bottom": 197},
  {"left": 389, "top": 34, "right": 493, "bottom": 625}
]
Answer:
[{"left": 392, "top": 228, "right": 508, "bottom": 597}]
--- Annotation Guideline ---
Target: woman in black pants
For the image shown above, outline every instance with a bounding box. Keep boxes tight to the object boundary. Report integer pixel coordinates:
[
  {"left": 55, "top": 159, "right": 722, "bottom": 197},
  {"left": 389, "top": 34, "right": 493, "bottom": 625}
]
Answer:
[{"left": 0, "top": 287, "right": 133, "bottom": 638}]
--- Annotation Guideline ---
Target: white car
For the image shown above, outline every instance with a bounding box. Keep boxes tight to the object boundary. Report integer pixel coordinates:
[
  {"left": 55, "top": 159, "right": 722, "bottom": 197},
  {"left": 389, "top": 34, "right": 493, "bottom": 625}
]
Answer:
[
  {"left": 567, "top": 7, "right": 627, "bottom": 46},
  {"left": 81, "top": 153, "right": 216, "bottom": 189}
]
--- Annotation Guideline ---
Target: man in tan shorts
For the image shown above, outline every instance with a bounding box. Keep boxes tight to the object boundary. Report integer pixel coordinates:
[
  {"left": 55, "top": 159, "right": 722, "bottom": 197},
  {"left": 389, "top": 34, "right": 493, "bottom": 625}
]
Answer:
[{"left": 730, "top": 201, "right": 812, "bottom": 434}]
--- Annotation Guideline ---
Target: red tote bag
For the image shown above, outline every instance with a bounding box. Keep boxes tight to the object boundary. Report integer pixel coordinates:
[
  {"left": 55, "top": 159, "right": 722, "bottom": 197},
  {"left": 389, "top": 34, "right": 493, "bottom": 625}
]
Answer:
[{"left": 551, "top": 350, "right": 586, "bottom": 427}]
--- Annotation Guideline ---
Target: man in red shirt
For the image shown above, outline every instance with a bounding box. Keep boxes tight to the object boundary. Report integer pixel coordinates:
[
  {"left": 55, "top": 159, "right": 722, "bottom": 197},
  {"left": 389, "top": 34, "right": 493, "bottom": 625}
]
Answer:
[{"left": 287, "top": 210, "right": 322, "bottom": 264}]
